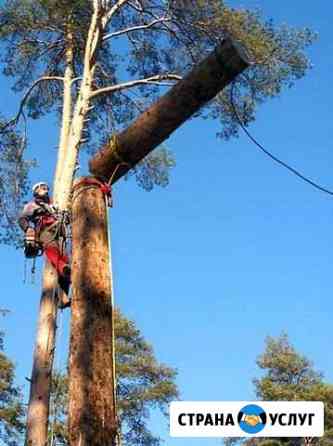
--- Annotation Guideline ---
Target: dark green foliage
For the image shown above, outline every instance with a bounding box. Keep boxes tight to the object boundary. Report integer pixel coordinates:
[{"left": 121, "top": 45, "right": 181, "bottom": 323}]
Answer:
[
  {"left": 0, "top": 329, "right": 25, "bottom": 446},
  {"left": 0, "top": 0, "right": 316, "bottom": 144},
  {"left": 48, "top": 309, "right": 178, "bottom": 446},
  {"left": 0, "top": 0, "right": 316, "bottom": 242},
  {"left": 0, "top": 117, "right": 35, "bottom": 247},
  {"left": 125, "top": 146, "right": 176, "bottom": 191},
  {"left": 227, "top": 334, "right": 333, "bottom": 446},
  {"left": 254, "top": 334, "right": 333, "bottom": 446},
  {"left": 254, "top": 333, "right": 323, "bottom": 397}
]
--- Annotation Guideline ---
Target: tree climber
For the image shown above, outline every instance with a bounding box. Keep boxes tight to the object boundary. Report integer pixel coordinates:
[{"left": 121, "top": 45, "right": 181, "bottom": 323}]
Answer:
[{"left": 18, "top": 182, "right": 71, "bottom": 303}]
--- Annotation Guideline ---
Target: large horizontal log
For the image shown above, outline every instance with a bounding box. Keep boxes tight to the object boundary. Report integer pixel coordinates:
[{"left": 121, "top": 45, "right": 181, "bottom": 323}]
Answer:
[{"left": 89, "top": 38, "right": 250, "bottom": 183}]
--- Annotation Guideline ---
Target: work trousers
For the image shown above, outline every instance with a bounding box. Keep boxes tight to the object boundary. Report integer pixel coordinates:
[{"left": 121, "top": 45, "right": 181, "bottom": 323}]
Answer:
[{"left": 38, "top": 222, "right": 69, "bottom": 276}]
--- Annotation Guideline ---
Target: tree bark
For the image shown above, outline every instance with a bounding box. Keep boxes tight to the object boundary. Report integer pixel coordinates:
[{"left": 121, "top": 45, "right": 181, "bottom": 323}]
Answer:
[
  {"left": 89, "top": 38, "right": 250, "bottom": 182},
  {"left": 25, "top": 264, "right": 59, "bottom": 446},
  {"left": 68, "top": 177, "right": 117, "bottom": 446},
  {"left": 25, "top": 15, "right": 101, "bottom": 446},
  {"left": 54, "top": 27, "right": 74, "bottom": 190}
]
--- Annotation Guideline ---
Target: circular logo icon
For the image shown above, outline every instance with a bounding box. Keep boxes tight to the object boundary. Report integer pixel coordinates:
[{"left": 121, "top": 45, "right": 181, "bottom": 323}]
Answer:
[{"left": 237, "top": 404, "right": 267, "bottom": 434}]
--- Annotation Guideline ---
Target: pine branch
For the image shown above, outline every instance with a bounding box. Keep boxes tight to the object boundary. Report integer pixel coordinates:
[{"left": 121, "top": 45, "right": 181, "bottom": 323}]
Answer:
[
  {"left": 103, "top": 16, "right": 172, "bottom": 41},
  {"left": 90, "top": 74, "right": 182, "bottom": 98},
  {"left": 0, "top": 77, "right": 64, "bottom": 132},
  {"left": 102, "top": 0, "right": 132, "bottom": 27},
  {"left": 70, "top": 77, "right": 83, "bottom": 86}
]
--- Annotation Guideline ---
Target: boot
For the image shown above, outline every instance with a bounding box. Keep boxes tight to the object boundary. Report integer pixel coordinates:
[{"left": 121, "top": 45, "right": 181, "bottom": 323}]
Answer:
[
  {"left": 58, "top": 291, "right": 71, "bottom": 310},
  {"left": 59, "top": 275, "right": 70, "bottom": 293},
  {"left": 58, "top": 265, "right": 71, "bottom": 299}
]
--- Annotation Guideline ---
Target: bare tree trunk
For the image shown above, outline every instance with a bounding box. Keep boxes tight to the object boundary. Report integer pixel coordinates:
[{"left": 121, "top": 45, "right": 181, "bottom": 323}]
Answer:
[
  {"left": 89, "top": 38, "right": 250, "bottom": 182},
  {"left": 25, "top": 265, "right": 59, "bottom": 446},
  {"left": 25, "top": 57, "right": 74, "bottom": 446},
  {"left": 68, "top": 177, "right": 117, "bottom": 446},
  {"left": 25, "top": 14, "right": 100, "bottom": 445},
  {"left": 54, "top": 28, "right": 74, "bottom": 190}
]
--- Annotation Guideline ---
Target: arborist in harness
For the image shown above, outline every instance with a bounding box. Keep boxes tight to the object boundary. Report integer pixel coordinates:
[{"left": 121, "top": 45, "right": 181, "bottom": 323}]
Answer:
[{"left": 18, "top": 182, "right": 71, "bottom": 305}]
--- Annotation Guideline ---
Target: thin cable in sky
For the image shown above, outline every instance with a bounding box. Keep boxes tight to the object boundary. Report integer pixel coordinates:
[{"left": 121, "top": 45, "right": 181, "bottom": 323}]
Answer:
[{"left": 230, "top": 82, "right": 333, "bottom": 197}]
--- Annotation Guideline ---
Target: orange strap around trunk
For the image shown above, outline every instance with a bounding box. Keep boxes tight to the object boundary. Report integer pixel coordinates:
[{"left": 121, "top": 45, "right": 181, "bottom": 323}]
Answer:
[{"left": 72, "top": 177, "right": 113, "bottom": 207}]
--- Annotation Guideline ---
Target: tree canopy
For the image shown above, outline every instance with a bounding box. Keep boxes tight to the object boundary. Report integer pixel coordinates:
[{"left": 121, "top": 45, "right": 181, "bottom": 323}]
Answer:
[
  {"left": 0, "top": 0, "right": 317, "bottom": 243},
  {"left": 225, "top": 334, "right": 333, "bottom": 446},
  {"left": 254, "top": 334, "right": 333, "bottom": 446},
  {"left": 0, "top": 0, "right": 315, "bottom": 130}
]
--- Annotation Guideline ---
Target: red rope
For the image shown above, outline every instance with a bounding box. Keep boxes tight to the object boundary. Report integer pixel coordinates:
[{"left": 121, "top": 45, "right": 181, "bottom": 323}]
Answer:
[{"left": 73, "top": 177, "right": 113, "bottom": 207}]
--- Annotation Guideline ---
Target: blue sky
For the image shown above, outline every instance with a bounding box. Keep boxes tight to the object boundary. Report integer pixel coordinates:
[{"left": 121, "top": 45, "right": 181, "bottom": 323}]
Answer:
[{"left": 1, "top": 1, "right": 333, "bottom": 445}]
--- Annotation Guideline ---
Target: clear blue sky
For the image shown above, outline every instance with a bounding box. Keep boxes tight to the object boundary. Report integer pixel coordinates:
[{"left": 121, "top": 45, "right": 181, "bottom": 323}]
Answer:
[{"left": 1, "top": 1, "right": 333, "bottom": 445}]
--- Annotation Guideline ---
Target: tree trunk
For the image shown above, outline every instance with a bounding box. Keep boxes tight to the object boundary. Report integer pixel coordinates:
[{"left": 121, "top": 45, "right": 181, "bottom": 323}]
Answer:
[
  {"left": 25, "top": 56, "right": 74, "bottom": 446},
  {"left": 25, "top": 264, "right": 59, "bottom": 446},
  {"left": 89, "top": 38, "right": 250, "bottom": 182},
  {"left": 25, "top": 16, "right": 99, "bottom": 446},
  {"left": 68, "top": 177, "right": 117, "bottom": 446},
  {"left": 54, "top": 30, "right": 74, "bottom": 189}
]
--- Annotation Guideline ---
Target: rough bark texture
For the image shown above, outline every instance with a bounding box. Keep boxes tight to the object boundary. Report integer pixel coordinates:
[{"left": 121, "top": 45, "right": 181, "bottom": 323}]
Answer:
[
  {"left": 26, "top": 13, "right": 105, "bottom": 446},
  {"left": 26, "top": 264, "right": 59, "bottom": 446},
  {"left": 26, "top": 23, "right": 95, "bottom": 446},
  {"left": 68, "top": 177, "right": 116, "bottom": 446},
  {"left": 89, "top": 38, "right": 250, "bottom": 182}
]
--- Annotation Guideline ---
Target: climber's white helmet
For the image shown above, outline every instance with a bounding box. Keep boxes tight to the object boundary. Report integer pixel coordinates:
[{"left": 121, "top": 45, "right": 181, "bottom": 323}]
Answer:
[{"left": 32, "top": 182, "right": 49, "bottom": 196}]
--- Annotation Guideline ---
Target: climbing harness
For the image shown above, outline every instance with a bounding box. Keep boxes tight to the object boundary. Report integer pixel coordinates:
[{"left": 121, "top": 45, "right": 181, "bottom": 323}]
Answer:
[
  {"left": 23, "top": 205, "right": 71, "bottom": 260},
  {"left": 22, "top": 200, "right": 72, "bottom": 297}
]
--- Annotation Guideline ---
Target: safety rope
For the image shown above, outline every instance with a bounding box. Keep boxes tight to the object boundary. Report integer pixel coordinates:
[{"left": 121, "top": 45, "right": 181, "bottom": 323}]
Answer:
[
  {"left": 41, "top": 210, "right": 71, "bottom": 250},
  {"left": 23, "top": 257, "right": 27, "bottom": 284},
  {"left": 108, "top": 162, "right": 130, "bottom": 189},
  {"left": 105, "top": 196, "right": 121, "bottom": 446},
  {"left": 107, "top": 134, "right": 132, "bottom": 186},
  {"left": 109, "top": 134, "right": 128, "bottom": 167},
  {"left": 31, "top": 257, "right": 36, "bottom": 284},
  {"left": 23, "top": 255, "right": 41, "bottom": 284}
]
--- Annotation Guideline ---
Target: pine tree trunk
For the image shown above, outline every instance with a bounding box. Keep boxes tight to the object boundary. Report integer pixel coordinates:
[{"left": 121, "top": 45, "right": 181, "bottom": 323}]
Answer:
[
  {"left": 25, "top": 265, "right": 59, "bottom": 446},
  {"left": 68, "top": 177, "right": 117, "bottom": 446},
  {"left": 25, "top": 12, "right": 102, "bottom": 446},
  {"left": 89, "top": 38, "right": 250, "bottom": 182}
]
